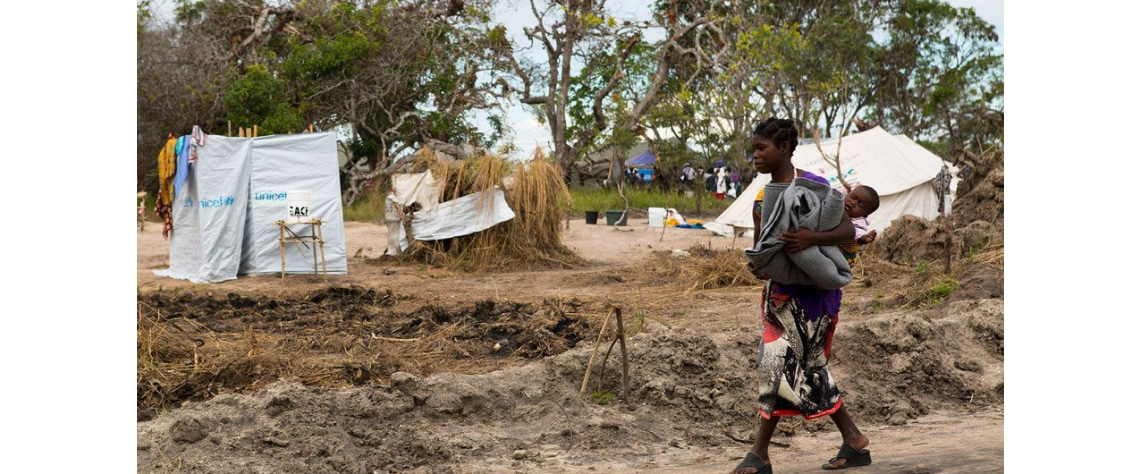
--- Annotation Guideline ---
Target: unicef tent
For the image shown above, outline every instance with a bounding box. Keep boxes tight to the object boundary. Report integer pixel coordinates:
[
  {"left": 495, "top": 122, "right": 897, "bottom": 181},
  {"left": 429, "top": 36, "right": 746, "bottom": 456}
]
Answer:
[
  {"left": 155, "top": 132, "right": 347, "bottom": 283},
  {"left": 707, "top": 126, "right": 958, "bottom": 239},
  {"left": 154, "top": 136, "right": 252, "bottom": 283},
  {"left": 239, "top": 132, "right": 347, "bottom": 276}
]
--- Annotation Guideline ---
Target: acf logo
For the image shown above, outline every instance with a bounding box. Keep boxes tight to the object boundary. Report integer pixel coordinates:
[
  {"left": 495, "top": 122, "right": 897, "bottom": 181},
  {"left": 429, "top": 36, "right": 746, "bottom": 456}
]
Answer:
[
  {"left": 199, "top": 195, "right": 235, "bottom": 208},
  {"left": 288, "top": 204, "right": 309, "bottom": 217}
]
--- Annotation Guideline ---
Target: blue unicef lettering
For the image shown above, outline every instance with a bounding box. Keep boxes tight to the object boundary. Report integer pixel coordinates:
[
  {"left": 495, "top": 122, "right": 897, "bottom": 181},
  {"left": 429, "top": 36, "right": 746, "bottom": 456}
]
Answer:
[
  {"left": 254, "top": 191, "right": 288, "bottom": 201},
  {"left": 199, "top": 195, "right": 236, "bottom": 209},
  {"left": 181, "top": 197, "right": 194, "bottom": 208}
]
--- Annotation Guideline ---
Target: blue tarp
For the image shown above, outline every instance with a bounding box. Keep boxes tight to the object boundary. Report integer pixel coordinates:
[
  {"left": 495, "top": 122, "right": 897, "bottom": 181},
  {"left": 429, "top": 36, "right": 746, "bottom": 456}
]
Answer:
[{"left": 625, "top": 150, "right": 657, "bottom": 167}]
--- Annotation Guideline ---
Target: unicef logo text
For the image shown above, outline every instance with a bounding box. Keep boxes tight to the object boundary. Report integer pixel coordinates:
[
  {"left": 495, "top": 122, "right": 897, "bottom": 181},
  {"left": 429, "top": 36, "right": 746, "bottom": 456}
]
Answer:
[
  {"left": 200, "top": 196, "right": 236, "bottom": 208},
  {"left": 254, "top": 191, "right": 288, "bottom": 201}
]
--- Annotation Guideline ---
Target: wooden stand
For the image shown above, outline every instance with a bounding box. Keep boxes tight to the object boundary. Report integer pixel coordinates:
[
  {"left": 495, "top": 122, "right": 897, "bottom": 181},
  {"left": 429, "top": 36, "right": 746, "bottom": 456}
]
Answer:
[{"left": 276, "top": 218, "right": 327, "bottom": 280}]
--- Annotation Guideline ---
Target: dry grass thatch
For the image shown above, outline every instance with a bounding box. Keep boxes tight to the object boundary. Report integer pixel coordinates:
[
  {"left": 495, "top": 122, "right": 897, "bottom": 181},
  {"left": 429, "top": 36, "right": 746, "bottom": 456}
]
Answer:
[
  {"left": 967, "top": 242, "right": 1004, "bottom": 270},
  {"left": 402, "top": 148, "right": 584, "bottom": 272},
  {"left": 654, "top": 244, "right": 759, "bottom": 292}
]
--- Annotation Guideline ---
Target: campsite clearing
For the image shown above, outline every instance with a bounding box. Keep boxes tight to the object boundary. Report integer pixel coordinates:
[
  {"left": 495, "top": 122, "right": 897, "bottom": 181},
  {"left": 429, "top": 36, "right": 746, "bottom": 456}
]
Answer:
[{"left": 138, "top": 205, "right": 1004, "bottom": 472}]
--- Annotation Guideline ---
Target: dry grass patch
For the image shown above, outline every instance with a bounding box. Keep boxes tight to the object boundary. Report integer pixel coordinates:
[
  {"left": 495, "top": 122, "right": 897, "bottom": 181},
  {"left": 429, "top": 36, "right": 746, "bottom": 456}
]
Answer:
[
  {"left": 652, "top": 243, "right": 758, "bottom": 292},
  {"left": 400, "top": 148, "right": 583, "bottom": 272}
]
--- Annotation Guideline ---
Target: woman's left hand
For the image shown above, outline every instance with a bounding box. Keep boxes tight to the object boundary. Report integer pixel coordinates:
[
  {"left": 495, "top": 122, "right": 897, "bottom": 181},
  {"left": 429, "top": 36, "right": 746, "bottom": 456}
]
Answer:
[{"left": 779, "top": 229, "right": 817, "bottom": 253}]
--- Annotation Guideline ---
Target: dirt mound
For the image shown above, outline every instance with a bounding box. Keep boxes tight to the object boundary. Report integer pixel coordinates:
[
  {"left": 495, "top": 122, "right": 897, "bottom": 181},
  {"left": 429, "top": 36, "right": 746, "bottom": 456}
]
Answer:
[
  {"left": 950, "top": 162, "right": 1004, "bottom": 230},
  {"left": 138, "top": 297, "right": 1003, "bottom": 472},
  {"left": 872, "top": 155, "right": 1004, "bottom": 266},
  {"left": 837, "top": 299, "right": 1004, "bottom": 427},
  {"left": 874, "top": 216, "right": 1001, "bottom": 266}
]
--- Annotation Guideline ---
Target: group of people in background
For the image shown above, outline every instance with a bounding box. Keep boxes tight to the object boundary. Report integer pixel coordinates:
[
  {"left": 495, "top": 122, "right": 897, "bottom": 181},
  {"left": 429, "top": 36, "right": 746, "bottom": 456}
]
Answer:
[{"left": 630, "top": 161, "right": 741, "bottom": 199}]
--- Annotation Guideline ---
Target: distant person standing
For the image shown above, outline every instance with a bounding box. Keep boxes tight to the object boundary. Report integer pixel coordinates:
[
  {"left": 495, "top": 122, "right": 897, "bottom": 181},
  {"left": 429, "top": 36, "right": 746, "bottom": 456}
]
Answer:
[
  {"left": 680, "top": 163, "right": 696, "bottom": 187},
  {"left": 714, "top": 166, "right": 728, "bottom": 200},
  {"left": 383, "top": 189, "right": 406, "bottom": 256}
]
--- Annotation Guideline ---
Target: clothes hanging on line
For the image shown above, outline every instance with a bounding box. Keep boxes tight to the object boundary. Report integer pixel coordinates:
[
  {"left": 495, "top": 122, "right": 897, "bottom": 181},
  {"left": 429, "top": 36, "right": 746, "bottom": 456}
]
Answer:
[{"left": 156, "top": 135, "right": 179, "bottom": 239}]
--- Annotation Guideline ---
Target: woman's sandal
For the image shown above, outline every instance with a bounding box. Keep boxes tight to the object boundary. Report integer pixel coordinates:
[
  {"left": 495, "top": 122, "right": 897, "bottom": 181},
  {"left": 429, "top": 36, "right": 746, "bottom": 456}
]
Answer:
[
  {"left": 821, "top": 443, "right": 872, "bottom": 470},
  {"left": 733, "top": 452, "right": 772, "bottom": 474}
]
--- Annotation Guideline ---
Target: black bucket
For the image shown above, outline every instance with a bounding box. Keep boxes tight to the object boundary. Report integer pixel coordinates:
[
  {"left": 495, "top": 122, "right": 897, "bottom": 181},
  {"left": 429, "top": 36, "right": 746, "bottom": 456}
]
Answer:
[
  {"left": 584, "top": 210, "right": 599, "bottom": 225},
  {"left": 604, "top": 210, "right": 628, "bottom": 226}
]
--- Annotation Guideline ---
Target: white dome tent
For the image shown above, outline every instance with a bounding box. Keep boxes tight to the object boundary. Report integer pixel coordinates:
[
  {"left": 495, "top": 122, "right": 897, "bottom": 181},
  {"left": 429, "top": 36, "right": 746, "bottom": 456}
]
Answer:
[{"left": 706, "top": 126, "right": 958, "bottom": 240}]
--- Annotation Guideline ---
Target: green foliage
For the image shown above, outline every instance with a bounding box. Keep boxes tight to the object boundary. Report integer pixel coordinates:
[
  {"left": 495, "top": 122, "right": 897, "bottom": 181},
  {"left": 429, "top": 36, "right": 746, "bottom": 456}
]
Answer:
[
  {"left": 566, "top": 186, "right": 731, "bottom": 217},
  {"left": 343, "top": 189, "right": 386, "bottom": 222},
  {"left": 281, "top": 34, "right": 373, "bottom": 81},
  {"left": 921, "top": 276, "right": 960, "bottom": 306},
  {"left": 588, "top": 389, "right": 616, "bottom": 405},
  {"left": 223, "top": 65, "right": 304, "bottom": 133},
  {"left": 260, "top": 103, "right": 307, "bottom": 135}
]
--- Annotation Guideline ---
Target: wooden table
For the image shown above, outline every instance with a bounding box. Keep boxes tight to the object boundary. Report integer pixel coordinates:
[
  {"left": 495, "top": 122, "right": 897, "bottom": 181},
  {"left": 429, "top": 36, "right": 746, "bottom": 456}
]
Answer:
[{"left": 275, "top": 218, "right": 327, "bottom": 280}]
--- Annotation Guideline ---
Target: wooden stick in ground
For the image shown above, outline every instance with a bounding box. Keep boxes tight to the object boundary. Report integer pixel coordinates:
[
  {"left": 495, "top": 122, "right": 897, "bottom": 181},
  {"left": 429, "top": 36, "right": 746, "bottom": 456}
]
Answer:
[
  {"left": 565, "top": 192, "right": 573, "bottom": 230},
  {"left": 597, "top": 338, "right": 619, "bottom": 394},
  {"left": 580, "top": 308, "right": 614, "bottom": 396},
  {"left": 228, "top": 120, "right": 232, "bottom": 137},
  {"left": 614, "top": 305, "right": 630, "bottom": 400}
]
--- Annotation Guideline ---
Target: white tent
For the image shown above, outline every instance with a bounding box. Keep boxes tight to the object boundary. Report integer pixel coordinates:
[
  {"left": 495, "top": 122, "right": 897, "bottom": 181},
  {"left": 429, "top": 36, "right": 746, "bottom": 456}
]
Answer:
[
  {"left": 240, "top": 132, "right": 347, "bottom": 275},
  {"left": 155, "top": 132, "right": 347, "bottom": 283},
  {"left": 154, "top": 136, "right": 253, "bottom": 283},
  {"left": 707, "top": 126, "right": 957, "bottom": 239}
]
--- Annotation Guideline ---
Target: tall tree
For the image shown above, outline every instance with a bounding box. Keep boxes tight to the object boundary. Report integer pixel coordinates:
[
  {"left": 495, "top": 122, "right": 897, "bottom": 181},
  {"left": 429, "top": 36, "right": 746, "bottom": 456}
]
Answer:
[
  {"left": 504, "top": 0, "right": 727, "bottom": 182},
  {"left": 869, "top": 0, "right": 1003, "bottom": 152},
  {"left": 137, "top": 0, "right": 513, "bottom": 205}
]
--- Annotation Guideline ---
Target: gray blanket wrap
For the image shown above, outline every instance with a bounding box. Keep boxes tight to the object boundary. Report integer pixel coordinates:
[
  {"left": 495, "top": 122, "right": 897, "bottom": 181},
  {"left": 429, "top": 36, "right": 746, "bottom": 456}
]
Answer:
[{"left": 744, "top": 177, "right": 852, "bottom": 289}]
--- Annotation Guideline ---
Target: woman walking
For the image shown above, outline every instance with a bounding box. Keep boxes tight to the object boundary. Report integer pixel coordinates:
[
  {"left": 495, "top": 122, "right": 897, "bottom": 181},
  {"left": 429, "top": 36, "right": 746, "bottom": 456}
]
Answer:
[{"left": 732, "top": 118, "right": 870, "bottom": 474}]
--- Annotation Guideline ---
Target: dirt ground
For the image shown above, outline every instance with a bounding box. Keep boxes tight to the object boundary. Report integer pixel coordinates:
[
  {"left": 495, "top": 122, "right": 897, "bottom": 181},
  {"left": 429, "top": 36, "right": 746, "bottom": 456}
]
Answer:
[{"left": 137, "top": 202, "right": 1004, "bottom": 472}]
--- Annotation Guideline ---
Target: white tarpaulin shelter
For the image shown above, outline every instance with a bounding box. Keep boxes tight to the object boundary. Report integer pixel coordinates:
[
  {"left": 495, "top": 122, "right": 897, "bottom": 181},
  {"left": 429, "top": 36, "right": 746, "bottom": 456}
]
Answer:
[
  {"left": 240, "top": 132, "right": 347, "bottom": 275},
  {"left": 409, "top": 186, "right": 515, "bottom": 241},
  {"left": 392, "top": 171, "right": 443, "bottom": 212},
  {"left": 154, "top": 136, "right": 252, "bottom": 283},
  {"left": 707, "top": 126, "right": 957, "bottom": 239},
  {"left": 155, "top": 132, "right": 346, "bottom": 282}
]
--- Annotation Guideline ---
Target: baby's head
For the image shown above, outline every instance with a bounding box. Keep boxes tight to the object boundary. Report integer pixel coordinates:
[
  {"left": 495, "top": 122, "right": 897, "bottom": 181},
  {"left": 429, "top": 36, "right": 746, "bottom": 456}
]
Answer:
[{"left": 845, "top": 185, "right": 880, "bottom": 219}]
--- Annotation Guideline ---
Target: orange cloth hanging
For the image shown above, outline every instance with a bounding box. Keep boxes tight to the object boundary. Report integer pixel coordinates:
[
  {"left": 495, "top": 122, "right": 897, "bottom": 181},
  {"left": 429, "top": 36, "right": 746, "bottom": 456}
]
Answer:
[
  {"left": 156, "top": 136, "right": 179, "bottom": 239},
  {"left": 157, "top": 137, "right": 178, "bottom": 205}
]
